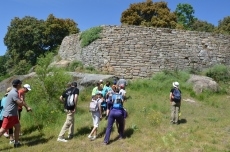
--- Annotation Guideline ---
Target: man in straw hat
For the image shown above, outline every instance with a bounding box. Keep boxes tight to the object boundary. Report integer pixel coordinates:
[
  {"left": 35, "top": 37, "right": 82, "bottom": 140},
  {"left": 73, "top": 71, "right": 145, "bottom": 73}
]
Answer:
[{"left": 170, "top": 82, "right": 182, "bottom": 125}]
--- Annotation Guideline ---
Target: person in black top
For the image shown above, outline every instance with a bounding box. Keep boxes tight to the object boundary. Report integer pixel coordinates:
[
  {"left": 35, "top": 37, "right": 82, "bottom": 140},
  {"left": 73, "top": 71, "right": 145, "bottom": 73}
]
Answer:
[
  {"left": 57, "top": 82, "right": 79, "bottom": 142},
  {"left": 170, "top": 82, "right": 181, "bottom": 125}
]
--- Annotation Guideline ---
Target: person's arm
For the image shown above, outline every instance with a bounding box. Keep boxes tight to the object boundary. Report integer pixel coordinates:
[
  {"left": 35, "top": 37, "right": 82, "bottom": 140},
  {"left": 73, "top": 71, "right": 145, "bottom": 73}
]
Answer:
[
  {"left": 60, "top": 95, "right": 64, "bottom": 102},
  {"left": 98, "top": 100, "right": 102, "bottom": 119},
  {"left": 21, "top": 94, "right": 32, "bottom": 112},
  {"left": 169, "top": 92, "right": 173, "bottom": 104}
]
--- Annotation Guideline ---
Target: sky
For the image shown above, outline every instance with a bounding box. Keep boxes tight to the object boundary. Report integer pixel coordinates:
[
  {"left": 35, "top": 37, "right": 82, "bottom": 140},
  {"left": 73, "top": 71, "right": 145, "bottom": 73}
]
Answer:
[{"left": 0, "top": 0, "right": 230, "bottom": 56}]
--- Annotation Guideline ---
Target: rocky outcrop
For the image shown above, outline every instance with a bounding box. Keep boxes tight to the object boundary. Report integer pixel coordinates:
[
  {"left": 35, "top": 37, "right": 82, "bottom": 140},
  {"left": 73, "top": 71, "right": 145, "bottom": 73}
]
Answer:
[
  {"left": 0, "top": 72, "right": 114, "bottom": 93},
  {"left": 187, "top": 75, "right": 219, "bottom": 94},
  {"left": 58, "top": 25, "right": 230, "bottom": 79}
]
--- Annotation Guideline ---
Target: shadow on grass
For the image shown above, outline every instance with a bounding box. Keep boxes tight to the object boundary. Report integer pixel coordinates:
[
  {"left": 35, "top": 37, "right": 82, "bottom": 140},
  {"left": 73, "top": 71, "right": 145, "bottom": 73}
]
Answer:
[
  {"left": 22, "top": 124, "right": 44, "bottom": 135},
  {"left": 179, "top": 119, "right": 187, "bottom": 124},
  {"left": 124, "top": 128, "right": 134, "bottom": 138},
  {"left": 74, "top": 126, "right": 91, "bottom": 137},
  {"left": 21, "top": 133, "right": 54, "bottom": 146},
  {"left": 97, "top": 127, "right": 106, "bottom": 138}
]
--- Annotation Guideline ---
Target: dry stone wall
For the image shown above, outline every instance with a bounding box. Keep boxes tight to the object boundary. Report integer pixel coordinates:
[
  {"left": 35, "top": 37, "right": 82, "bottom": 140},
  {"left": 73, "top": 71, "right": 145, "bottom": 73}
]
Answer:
[{"left": 59, "top": 25, "right": 230, "bottom": 79}]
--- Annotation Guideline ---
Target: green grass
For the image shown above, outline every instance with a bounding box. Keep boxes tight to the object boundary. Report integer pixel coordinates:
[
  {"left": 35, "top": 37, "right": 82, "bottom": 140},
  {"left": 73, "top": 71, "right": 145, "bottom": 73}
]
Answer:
[{"left": 1, "top": 71, "right": 230, "bottom": 151}]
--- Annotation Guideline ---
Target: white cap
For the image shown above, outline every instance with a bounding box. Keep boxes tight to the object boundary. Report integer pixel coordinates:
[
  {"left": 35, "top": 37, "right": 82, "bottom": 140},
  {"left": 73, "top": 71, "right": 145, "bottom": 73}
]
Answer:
[
  {"left": 23, "top": 84, "right": 31, "bottom": 91},
  {"left": 173, "top": 82, "right": 179, "bottom": 88},
  {"left": 99, "top": 79, "right": 103, "bottom": 82}
]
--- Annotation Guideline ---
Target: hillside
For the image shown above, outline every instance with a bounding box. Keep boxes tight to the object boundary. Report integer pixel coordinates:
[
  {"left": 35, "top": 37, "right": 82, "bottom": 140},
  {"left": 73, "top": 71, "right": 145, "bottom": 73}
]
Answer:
[{"left": 0, "top": 71, "right": 230, "bottom": 152}]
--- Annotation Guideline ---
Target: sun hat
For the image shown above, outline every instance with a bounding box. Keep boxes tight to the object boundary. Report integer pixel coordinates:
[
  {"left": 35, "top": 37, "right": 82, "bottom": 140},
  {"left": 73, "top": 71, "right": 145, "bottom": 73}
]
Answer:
[
  {"left": 23, "top": 84, "right": 31, "bottom": 91},
  {"left": 173, "top": 82, "right": 179, "bottom": 88},
  {"left": 5, "top": 87, "right": 12, "bottom": 95}
]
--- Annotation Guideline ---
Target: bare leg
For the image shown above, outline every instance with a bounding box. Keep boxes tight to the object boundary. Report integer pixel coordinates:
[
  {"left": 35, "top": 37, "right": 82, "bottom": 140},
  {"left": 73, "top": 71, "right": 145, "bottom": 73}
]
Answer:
[
  {"left": 14, "top": 123, "right": 20, "bottom": 143},
  {"left": 0, "top": 127, "right": 6, "bottom": 136}
]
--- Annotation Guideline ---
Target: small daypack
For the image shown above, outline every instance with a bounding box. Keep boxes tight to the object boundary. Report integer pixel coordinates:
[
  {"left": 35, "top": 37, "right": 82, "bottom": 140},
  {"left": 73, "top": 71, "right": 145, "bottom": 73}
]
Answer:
[
  {"left": 67, "top": 88, "right": 76, "bottom": 107},
  {"left": 173, "top": 88, "right": 181, "bottom": 100},
  {"left": 113, "top": 94, "right": 123, "bottom": 109},
  {"left": 89, "top": 99, "right": 99, "bottom": 112}
]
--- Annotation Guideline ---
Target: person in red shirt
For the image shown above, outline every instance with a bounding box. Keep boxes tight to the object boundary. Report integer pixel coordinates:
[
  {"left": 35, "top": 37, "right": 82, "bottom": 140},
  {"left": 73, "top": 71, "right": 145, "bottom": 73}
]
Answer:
[{"left": 17, "top": 84, "right": 32, "bottom": 135}]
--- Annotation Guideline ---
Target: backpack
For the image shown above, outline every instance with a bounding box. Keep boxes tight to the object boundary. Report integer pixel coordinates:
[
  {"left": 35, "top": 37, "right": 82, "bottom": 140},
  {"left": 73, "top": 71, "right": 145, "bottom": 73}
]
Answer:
[
  {"left": 113, "top": 94, "right": 123, "bottom": 109},
  {"left": 89, "top": 99, "right": 99, "bottom": 112},
  {"left": 173, "top": 88, "right": 181, "bottom": 100},
  {"left": 67, "top": 88, "right": 76, "bottom": 107}
]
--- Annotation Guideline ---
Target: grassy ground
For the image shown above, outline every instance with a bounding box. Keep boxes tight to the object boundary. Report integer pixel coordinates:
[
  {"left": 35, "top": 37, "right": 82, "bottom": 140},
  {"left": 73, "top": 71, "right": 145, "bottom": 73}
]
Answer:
[{"left": 1, "top": 72, "right": 230, "bottom": 152}]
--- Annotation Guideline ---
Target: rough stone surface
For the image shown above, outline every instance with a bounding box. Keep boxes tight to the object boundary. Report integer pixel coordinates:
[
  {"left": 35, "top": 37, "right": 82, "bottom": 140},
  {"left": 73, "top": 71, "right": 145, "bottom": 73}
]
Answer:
[
  {"left": 0, "top": 72, "right": 114, "bottom": 93},
  {"left": 187, "top": 75, "right": 219, "bottom": 94},
  {"left": 58, "top": 25, "right": 230, "bottom": 79}
]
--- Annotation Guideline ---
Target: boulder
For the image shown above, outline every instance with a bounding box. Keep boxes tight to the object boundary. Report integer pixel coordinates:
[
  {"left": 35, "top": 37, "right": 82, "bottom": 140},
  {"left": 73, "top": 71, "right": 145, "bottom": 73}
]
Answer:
[{"left": 187, "top": 74, "right": 219, "bottom": 94}]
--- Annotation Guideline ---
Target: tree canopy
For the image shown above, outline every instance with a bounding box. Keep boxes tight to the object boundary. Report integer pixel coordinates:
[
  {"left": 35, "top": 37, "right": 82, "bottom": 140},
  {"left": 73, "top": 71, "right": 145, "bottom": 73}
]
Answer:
[
  {"left": 120, "top": 0, "right": 177, "bottom": 28},
  {"left": 217, "top": 16, "right": 230, "bottom": 35},
  {"left": 191, "top": 20, "right": 216, "bottom": 33},
  {"left": 4, "top": 14, "right": 79, "bottom": 74},
  {"left": 175, "top": 3, "right": 196, "bottom": 29}
]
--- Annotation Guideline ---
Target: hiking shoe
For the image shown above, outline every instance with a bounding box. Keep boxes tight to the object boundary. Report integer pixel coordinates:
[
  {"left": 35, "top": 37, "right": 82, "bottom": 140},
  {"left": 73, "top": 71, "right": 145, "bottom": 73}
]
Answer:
[
  {"left": 88, "top": 135, "right": 93, "bottom": 139},
  {"left": 9, "top": 140, "right": 15, "bottom": 144},
  {"left": 57, "top": 138, "right": 68, "bottom": 142},
  {"left": 4, "top": 132, "right": 9, "bottom": 138},
  {"left": 14, "top": 142, "right": 22, "bottom": 148},
  {"left": 68, "top": 135, "right": 73, "bottom": 139},
  {"left": 91, "top": 136, "right": 96, "bottom": 140}
]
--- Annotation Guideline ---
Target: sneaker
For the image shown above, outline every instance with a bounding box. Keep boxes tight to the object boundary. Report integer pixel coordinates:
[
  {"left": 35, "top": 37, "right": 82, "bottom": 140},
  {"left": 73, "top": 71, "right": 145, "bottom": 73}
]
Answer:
[
  {"left": 57, "top": 138, "right": 68, "bottom": 142},
  {"left": 91, "top": 136, "right": 96, "bottom": 140},
  {"left": 88, "top": 135, "right": 93, "bottom": 139},
  {"left": 9, "top": 140, "right": 15, "bottom": 144},
  {"left": 4, "top": 132, "right": 9, "bottom": 138},
  {"left": 14, "top": 142, "right": 22, "bottom": 148}
]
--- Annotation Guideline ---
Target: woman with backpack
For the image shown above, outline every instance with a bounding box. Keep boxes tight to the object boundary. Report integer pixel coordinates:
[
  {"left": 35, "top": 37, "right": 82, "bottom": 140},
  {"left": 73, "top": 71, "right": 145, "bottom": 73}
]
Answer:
[
  {"left": 103, "top": 88, "right": 125, "bottom": 145},
  {"left": 170, "top": 82, "right": 181, "bottom": 125},
  {"left": 88, "top": 91, "right": 103, "bottom": 140}
]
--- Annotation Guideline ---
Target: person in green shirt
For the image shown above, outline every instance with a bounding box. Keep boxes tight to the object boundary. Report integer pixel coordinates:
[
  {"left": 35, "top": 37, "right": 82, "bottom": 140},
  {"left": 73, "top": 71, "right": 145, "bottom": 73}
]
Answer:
[{"left": 92, "top": 82, "right": 100, "bottom": 97}]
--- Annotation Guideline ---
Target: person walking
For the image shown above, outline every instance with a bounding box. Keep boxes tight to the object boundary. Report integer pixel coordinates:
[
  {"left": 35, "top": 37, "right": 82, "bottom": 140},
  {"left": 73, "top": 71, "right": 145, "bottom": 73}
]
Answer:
[
  {"left": 104, "top": 88, "right": 124, "bottom": 145},
  {"left": 0, "top": 79, "right": 32, "bottom": 148},
  {"left": 0, "top": 87, "right": 14, "bottom": 144},
  {"left": 57, "top": 82, "right": 79, "bottom": 142},
  {"left": 170, "top": 82, "right": 181, "bottom": 125},
  {"left": 88, "top": 93, "right": 102, "bottom": 140}
]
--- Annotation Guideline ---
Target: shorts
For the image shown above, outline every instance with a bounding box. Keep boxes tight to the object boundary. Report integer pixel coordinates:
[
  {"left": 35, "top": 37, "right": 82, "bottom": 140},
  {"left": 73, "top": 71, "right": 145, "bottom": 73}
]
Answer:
[
  {"left": 91, "top": 112, "right": 100, "bottom": 128},
  {"left": 1, "top": 116, "right": 19, "bottom": 129}
]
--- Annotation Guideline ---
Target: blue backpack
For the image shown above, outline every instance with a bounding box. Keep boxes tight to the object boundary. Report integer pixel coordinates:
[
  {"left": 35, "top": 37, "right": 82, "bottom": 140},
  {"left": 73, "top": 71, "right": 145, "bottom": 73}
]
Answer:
[
  {"left": 173, "top": 88, "right": 181, "bottom": 100},
  {"left": 113, "top": 94, "right": 123, "bottom": 109}
]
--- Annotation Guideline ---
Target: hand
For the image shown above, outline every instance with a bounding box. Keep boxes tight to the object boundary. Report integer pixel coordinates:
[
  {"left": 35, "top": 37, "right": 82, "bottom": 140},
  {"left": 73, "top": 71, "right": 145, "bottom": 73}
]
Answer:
[
  {"left": 26, "top": 107, "right": 32, "bottom": 112},
  {"left": 71, "top": 109, "right": 76, "bottom": 113}
]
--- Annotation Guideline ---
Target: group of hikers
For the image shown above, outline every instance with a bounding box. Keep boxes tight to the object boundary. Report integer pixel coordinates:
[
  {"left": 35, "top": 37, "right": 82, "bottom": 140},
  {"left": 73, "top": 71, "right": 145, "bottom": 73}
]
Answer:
[
  {"left": 0, "top": 76, "right": 181, "bottom": 148},
  {"left": 57, "top": 77, "right": 128, "bottom": 145}
]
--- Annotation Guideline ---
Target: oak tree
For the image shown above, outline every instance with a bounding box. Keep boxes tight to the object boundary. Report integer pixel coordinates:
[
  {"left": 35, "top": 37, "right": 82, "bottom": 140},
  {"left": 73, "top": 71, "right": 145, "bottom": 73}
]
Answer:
[{"left": 121, "top": 0, "right": 177, "bottom": 28}]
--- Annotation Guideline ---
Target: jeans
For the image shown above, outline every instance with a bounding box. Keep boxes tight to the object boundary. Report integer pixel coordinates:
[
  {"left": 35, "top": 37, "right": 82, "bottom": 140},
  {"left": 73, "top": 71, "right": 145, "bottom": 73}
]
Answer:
[{"left": 104, "top": 109, "right": 124, "bottom": 143}]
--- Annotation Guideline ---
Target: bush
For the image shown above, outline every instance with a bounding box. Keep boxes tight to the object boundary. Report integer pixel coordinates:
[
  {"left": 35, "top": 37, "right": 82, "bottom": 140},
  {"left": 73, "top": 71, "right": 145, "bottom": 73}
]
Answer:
[
  {"left": 80, "top": 26, "right": 103, "bottom": 47},
  {"left": 22, "top": 52, "right": 72, "bottom": 127},
  {"left": 205, "top": 64, "right": 230, "bottom": 82},
  {"left": 68, "top": 61, "right": 84, "bottom": 71}
]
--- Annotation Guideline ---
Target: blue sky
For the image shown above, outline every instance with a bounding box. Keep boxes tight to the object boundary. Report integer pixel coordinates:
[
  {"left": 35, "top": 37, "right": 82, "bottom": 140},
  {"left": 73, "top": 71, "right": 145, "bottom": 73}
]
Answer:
[{"left": 0, "top": 0, "right": 230, "bottom": 56}]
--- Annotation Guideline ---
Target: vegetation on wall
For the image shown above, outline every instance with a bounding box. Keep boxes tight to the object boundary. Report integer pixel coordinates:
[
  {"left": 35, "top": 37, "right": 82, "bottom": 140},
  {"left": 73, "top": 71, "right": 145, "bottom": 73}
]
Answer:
[{"left": 79, "top": 26, "right": 103, "bottom": 47}]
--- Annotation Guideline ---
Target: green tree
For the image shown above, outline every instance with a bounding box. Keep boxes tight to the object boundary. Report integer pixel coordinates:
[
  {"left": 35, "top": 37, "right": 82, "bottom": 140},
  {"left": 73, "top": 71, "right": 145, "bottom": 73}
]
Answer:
[
  {"left": 191, "top": 20, "right": 216, "bottom": 32},
  {"left": 175, "top": 3, "right": 196, "bottom": 29},
  {"left": 120, "top": 0, "right": 177, "bottom": 28},
  {"left": 217, "top": 16, "right": 230, "bottom": 35},
  {"left": 4, "top": 14, "right": 79, "bottom": 75},
  {"left": 0, "top": 55, "right": 7, "bottom": 76}
]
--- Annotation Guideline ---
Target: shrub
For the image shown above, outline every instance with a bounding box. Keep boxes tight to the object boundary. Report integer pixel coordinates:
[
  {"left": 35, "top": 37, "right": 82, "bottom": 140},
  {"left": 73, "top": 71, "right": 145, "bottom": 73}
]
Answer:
[
  {"left": 80, "top": 26, "right": 103, "bottom": 47},
  {"left": 68, "top": 61, "right": 84, "bottom": 71},
  {"left": 22, "top": 52, "right": 72, "bottom": 127},
  {"left": 205, "top": 64, "right": 230, "bottom": 82}
]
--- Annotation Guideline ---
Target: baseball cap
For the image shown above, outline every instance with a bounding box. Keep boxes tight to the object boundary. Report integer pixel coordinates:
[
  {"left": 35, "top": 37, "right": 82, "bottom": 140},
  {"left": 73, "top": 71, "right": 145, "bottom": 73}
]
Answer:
[
  {"left": 99, "top": 79, "right": 103, "bottom": 82},
  {"left": 23, "top": 84, "right": 31, "bottom": 91},
  {"left": 12, "top": 79, "right": 22, "bottom": 86}
]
